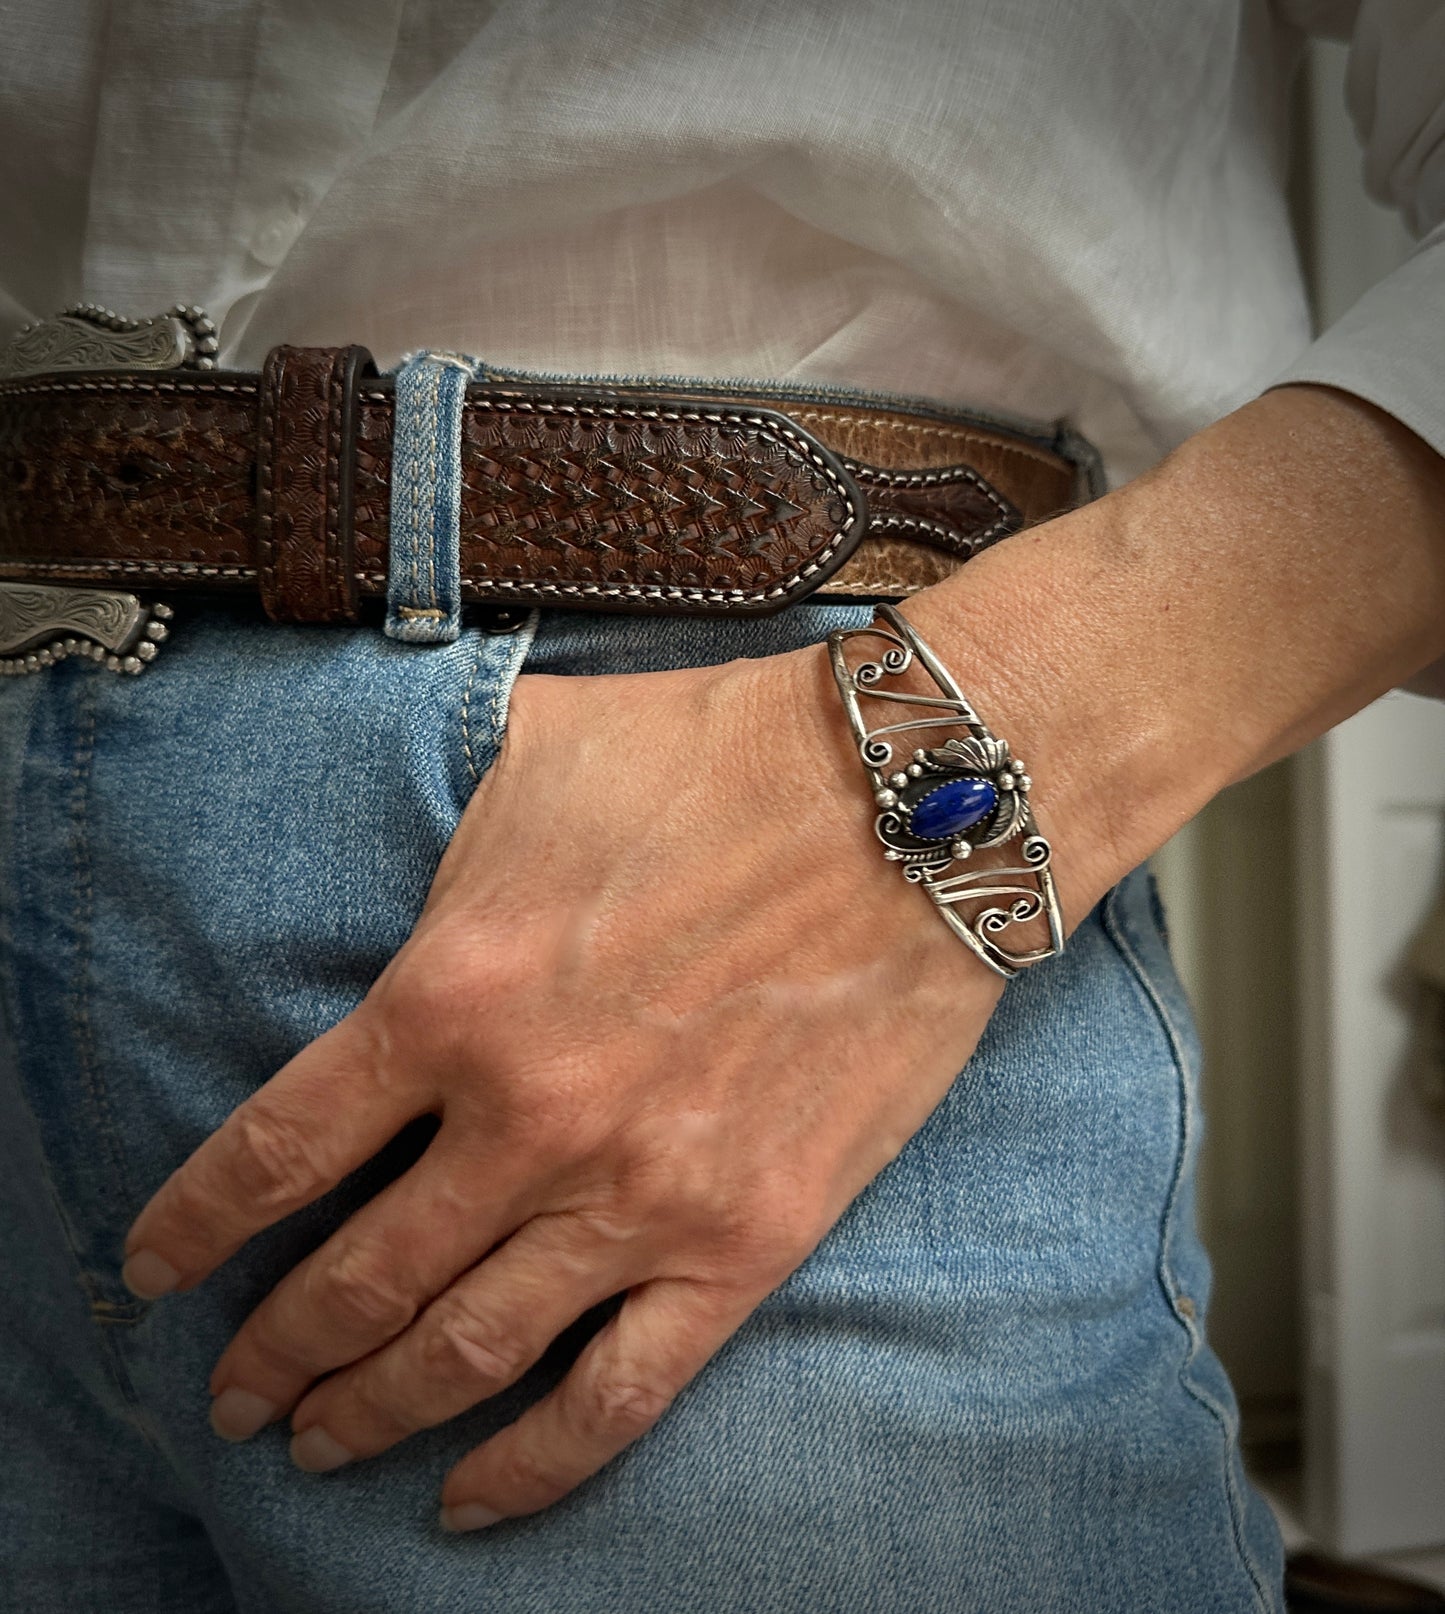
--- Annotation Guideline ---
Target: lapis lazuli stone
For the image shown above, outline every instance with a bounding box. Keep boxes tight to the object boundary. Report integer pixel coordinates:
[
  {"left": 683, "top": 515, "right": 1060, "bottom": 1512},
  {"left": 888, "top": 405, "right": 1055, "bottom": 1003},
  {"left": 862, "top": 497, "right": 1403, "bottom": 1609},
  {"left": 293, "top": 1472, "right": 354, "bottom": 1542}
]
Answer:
[{"left": 909, "top": 775, "right": 997, "bottom": 840}]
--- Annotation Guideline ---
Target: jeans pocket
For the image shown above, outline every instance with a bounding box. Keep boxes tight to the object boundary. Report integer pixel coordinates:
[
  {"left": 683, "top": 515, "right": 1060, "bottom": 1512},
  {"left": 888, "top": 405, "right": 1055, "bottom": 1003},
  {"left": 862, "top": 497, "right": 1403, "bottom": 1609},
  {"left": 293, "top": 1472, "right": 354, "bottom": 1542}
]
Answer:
[
  {"left": 438, "top": 609, "right": 540, "bottom": 819},
  {"left": 521, "top": 598, "right": 876, "bottom": 680}
]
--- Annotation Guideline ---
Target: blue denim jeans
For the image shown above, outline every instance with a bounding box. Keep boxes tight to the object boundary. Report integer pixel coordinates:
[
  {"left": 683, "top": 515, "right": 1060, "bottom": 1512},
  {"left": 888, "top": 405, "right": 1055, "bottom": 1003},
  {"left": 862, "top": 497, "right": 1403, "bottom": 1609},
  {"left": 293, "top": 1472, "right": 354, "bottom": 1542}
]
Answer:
[{"left": 0, "top": 593, "right": 1285, "bottom": 1611}]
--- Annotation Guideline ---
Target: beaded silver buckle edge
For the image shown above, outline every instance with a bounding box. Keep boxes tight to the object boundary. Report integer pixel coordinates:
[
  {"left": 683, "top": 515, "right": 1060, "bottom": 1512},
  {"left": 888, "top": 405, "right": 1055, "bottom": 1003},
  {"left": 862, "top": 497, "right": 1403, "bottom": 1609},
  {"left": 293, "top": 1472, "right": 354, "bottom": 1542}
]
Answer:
[
  {"left": 0, "top": 302, "right": 217, "bottom": 676},
  {"left": 0, "top": 585, "right": 173, "bottom": 677},
  {"left": 825, "top": 603, "right": 1064, "bottom": 979}
]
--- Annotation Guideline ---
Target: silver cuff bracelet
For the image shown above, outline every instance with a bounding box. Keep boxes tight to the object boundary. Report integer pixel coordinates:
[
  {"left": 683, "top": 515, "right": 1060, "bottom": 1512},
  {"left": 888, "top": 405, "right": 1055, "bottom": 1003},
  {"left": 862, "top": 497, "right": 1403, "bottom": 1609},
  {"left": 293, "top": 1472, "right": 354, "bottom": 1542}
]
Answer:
[{"left": 825, "top": 603, "right": 1064, "bottom": 979}]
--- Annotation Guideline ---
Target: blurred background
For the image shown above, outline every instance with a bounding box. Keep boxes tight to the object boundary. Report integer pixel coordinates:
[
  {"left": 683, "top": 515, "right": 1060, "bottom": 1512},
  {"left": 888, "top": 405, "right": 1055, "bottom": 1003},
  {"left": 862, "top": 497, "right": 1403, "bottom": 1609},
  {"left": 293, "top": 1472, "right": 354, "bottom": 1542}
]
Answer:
[{"left": 1151, "top": 34, "right": 1445, "bottom": 1585}]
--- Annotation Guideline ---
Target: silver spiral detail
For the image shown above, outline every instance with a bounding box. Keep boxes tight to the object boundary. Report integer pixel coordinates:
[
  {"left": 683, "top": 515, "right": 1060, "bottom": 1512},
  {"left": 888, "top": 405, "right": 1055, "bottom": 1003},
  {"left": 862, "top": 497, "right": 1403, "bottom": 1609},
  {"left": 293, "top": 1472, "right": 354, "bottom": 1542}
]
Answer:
[
  {"left": 977, "top": 892, "right": 1042, "bottom": 935},
  {"left": 825, "top": 602, "right": 1064, "bottom": 980},
  {"left": 1020, "top": 835, "right": 1051, "bottom": 868}
]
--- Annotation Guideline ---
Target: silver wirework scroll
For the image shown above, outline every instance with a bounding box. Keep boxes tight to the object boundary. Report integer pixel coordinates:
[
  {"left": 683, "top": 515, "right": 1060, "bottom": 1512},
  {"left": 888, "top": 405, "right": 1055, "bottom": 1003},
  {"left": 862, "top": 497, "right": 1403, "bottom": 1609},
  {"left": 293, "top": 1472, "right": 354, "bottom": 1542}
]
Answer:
[{"left": 826, "top": 602, "right": 1064, "bottom": 979}]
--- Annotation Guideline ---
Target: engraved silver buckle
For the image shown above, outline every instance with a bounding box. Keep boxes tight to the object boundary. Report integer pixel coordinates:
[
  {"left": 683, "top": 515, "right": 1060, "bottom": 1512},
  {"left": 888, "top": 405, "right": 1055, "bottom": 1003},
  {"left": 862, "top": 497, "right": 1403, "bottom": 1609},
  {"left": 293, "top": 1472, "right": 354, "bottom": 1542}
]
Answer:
[
  {"left": 0, "top": 583, "right": 172, "bottom": 676},
  {"left": 0, "top": 301, "right": 216, "bottom": 675},
  {"left": 0, "top": 301, "right": 218, "bottom": 379}
]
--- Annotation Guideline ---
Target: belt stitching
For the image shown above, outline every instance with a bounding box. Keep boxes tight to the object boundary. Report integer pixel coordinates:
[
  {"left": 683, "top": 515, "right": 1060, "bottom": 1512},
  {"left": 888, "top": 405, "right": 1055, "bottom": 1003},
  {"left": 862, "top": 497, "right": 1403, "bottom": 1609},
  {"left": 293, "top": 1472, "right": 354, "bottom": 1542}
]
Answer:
[
  {"left": 788, "top": 407, "right": 1066, "bottom": 471},
  {"left": 1, "top": 383, "right": 1049, "bottom": 601}
]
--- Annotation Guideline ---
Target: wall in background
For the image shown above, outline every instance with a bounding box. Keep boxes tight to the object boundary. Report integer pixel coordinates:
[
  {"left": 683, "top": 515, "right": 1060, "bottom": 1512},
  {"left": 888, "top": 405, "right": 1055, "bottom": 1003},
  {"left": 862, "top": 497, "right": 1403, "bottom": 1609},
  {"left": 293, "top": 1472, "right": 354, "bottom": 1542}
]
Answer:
[{"left": 1151, "top": 36, "right": 1415, "bottom": 1449}]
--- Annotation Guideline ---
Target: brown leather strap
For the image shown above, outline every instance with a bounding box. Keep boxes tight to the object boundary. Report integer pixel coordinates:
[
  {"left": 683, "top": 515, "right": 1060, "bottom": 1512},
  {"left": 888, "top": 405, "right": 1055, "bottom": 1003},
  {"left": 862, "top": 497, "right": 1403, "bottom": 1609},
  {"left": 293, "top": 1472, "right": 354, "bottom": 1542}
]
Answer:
[
  {"left": 0, "top": 352, "right": 1090, "bottom": 619},
  {"left": 360, "top": 382, "right": 869, "bottom": 614},
  {"left": 256, "top": 345, "right": 373, "bottom": 624}
]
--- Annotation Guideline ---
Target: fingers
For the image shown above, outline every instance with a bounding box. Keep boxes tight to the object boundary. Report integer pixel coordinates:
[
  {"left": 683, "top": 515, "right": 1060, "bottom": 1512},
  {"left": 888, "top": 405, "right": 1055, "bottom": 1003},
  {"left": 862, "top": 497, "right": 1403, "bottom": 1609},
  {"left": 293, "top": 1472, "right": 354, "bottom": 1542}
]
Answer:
[
  {"left": 438, "top": 1278, "right": 751, "bottom": 1529},
  {"left": 206, "top": 1131, "right": 532, "bottom": 1437},
  {"left": 283, "top": 1216, "right": 639, "bottom": 1471},
  {"left": 122, "top": 1013, "right": 427, "bottom": 1299}
]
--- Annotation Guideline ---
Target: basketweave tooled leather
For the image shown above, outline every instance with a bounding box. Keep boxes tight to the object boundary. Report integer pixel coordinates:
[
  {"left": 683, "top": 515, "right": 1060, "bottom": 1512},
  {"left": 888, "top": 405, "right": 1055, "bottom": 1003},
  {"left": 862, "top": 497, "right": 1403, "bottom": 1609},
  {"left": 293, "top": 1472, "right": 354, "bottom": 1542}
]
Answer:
[
  {"left": 257, "top": 345, "right": 371, "bottom": 623},
  {"left": 0, "top": 345, "right": 1084, "bottom": 621}
]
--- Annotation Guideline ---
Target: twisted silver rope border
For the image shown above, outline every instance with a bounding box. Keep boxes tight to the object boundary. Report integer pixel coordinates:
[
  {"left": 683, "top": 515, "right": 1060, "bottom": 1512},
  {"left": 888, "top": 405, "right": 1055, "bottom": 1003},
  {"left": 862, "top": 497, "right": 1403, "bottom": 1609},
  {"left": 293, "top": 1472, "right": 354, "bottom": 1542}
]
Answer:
[{"left": 826, "top": 602, "right": 1064, "bottom": 979}]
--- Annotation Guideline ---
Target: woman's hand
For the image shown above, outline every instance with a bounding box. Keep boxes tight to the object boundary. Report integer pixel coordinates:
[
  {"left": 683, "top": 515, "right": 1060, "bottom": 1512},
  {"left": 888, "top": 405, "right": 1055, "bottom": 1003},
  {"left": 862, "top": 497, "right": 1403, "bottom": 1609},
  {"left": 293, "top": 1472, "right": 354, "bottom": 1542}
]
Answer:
[
  {"left": 119, "top": 377, "right": 1445, "bottom": 1532},
  {"left": 120, "top": 637, "right": 1017, "bottom": 1529}
]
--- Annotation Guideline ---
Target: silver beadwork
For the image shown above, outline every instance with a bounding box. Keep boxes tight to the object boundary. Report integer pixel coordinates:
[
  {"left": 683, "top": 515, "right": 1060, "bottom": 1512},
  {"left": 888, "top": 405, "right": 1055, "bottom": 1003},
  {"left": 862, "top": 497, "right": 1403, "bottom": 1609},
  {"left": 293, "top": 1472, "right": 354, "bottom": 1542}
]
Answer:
[
  {"left": 0, "top": 301, "right": 218, "bottom": 379},
  {"left": 0, "top": 584, "right": 173, "bottom": 676},
  {"left": 826, "top": 603, "right": 1064, "bottom": 979}
]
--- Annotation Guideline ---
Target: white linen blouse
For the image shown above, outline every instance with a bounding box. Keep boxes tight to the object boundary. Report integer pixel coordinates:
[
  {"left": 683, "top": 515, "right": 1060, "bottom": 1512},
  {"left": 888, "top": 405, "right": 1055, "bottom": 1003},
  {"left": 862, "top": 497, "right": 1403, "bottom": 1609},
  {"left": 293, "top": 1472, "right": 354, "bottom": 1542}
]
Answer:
[{"left": 1, "top": 0, "right": 1442, "bottom": 490}]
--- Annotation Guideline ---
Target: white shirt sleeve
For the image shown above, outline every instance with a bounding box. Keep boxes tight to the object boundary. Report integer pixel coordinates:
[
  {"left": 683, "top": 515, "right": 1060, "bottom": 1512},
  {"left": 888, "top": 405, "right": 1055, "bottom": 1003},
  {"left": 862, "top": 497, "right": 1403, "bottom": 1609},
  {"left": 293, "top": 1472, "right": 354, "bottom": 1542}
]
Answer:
[{"left": 1270, "top": 1, "right": 1445, "bottom": 459}]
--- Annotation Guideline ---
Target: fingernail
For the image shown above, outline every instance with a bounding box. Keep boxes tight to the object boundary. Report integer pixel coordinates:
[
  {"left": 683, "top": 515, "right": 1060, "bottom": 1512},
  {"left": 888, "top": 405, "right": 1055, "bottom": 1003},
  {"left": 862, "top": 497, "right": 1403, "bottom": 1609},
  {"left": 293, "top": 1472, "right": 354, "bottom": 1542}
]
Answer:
[
  {"left": 210, "top": 1387, "right": 278, "bottom": 1442},
  {"left": 121, "top": 1249, "right": 181, "bottom": 1300},
  {"left": 290, "top": 1425, "right": 355, "bottom": 1474},
  {"left": 440, "top": 1503, "right": 504, "bottom": 1533}
]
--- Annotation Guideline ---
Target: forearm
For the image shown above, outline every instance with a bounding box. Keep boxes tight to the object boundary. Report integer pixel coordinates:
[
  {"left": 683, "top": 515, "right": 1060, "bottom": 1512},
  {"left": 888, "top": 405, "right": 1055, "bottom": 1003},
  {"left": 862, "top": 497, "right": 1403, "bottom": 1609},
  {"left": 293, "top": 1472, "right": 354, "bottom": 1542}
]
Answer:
[{"left": 857, "top": 383, "right": 1445, "bottom": 927}]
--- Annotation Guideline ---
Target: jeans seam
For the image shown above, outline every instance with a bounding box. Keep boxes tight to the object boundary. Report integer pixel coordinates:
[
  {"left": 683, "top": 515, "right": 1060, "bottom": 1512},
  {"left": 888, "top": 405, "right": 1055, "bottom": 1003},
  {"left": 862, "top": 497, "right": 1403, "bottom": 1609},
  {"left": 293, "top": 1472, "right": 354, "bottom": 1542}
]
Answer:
[
  {"left": 3, "top": 678, "right": 150, "bottom": 1371},
  {"left": 1100, "top": 879, "right": 1274, "bottom": 1614},
  {"left": 68, "top": 681, "right": 140, "bottom": 1234},
  {"left": 460, "top": 630, "right": 486, "bottom": 786},
  {"left": 0, "top": 690, "right": 104, "bottom": 1312},
  {"left": 458, "top": 612, "right": 541, "bottom": 792},
  {"left": 486, "top": 610, "right": 540, "bottom": 773}
]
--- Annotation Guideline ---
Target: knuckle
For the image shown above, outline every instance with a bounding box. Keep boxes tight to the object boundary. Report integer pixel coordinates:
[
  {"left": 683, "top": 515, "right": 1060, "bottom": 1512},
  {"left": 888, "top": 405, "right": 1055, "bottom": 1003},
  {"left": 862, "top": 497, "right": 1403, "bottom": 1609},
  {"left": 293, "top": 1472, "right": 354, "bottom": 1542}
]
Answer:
[
  {"left": 376, "top": 932, "right": 487, "bottom": 1042},
  {"left": 566, "top": 1202, "right": 646, "bottom": 1254},
  {"left": 307, "top": 1244, "right": 418, "bottom": 1338},
  {"left": 419, "top": 1296, "right": 525, "bottom": 1389},
  {"left": 740, "top": 1178, "right": 827, "bottom": 1265},
  {"left": 381, "top": 963, "right": 458, "bottom": 1035},
  {"left": 225, "top": 1105, "right": 328, "bottom": 1212},
  {"left": 578, "top": 1374, "right": 672, "bottom": 1444}
]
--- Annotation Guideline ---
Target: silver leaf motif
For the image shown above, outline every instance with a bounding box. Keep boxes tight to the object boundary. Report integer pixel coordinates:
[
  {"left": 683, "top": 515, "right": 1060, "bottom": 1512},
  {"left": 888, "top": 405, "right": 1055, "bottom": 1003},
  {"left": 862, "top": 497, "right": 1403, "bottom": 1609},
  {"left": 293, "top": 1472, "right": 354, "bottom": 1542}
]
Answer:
[
  {"left": 935, "top": 734, "right": 1008, "bottom": 773},
  {"left": 973, "top": 788, "right": 1026, "bottom": 849}
]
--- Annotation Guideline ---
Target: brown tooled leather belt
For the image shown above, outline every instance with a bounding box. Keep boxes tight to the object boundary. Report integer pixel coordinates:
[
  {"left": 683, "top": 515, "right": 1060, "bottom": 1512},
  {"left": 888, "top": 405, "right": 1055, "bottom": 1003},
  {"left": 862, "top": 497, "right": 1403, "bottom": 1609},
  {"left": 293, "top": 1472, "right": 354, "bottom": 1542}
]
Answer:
[{"left": 0, "top": 342, "right": 1095, "bottom": 630}]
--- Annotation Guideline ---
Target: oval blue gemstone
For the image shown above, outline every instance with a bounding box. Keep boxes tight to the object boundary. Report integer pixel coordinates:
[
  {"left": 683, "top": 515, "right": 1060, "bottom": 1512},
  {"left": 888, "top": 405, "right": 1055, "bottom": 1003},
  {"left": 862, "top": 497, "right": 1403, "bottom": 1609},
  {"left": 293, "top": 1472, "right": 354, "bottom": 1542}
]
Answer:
[{"left": 909, "top": 775, "right": 998, "bottom": 840}]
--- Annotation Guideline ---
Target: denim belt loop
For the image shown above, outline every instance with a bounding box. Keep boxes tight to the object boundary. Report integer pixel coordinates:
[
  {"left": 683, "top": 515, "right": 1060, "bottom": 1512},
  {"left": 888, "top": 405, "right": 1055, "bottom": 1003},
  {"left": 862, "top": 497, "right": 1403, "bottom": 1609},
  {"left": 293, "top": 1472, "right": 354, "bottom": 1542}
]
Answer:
[{"left": 384, "top": 350, "right": 481, "bottom": 644}]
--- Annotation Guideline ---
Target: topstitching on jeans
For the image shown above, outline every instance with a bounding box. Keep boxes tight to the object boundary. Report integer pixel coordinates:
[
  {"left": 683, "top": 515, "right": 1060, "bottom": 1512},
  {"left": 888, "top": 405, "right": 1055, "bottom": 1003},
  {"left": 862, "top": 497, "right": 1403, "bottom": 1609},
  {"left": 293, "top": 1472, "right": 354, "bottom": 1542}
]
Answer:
[
  {"left": 1099, "top": 876, "right": 1274, "bottom": 1614},
  {"left": 456, "top": 612, "right": 540, "bottom": 794},
  {"left": 489, "top": 622, "right": 525, "bottom": 764},
  {"left": 0, "top": 690, "right": 101, "bottom": 1307},
  {"left": 66, "top": 679, "right": 142, "bottom": 1256},
  {"left": 460, "top": 631, "right": 486, "bottom": 788}
]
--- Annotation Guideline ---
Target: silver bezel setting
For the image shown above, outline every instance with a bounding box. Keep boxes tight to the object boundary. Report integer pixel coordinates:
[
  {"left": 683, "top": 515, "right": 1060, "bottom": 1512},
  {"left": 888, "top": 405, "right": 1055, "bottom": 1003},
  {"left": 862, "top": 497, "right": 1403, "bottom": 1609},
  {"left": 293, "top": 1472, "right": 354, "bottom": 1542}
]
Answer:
[{"left": 826, "top": 602, "right": 1064, "bottom": 979}]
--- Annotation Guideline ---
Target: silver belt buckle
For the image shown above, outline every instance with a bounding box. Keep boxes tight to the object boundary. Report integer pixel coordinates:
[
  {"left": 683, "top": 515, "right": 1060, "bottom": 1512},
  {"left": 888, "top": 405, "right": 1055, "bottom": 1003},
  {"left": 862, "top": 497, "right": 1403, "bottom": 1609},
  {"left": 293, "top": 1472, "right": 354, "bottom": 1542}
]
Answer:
[
  {"left": 0, "top": 584, "right": 173, "bottom": 677},
  {"left": 0, "top": 301, "right": 217, "bottom": 676}
]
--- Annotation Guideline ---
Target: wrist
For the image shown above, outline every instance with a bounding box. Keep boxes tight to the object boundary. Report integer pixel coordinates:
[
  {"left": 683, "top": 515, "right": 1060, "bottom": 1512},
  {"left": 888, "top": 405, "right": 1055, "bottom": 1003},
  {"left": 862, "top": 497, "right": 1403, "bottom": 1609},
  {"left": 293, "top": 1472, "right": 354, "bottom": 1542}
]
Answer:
[
  {"left": 896, "top": 384, "right": 1445, "bottom": 931},
  {"left": 745, "top": 595, "right": 1125, "bottom": 974},
  {"left": 897, "top": 504, "right": 1201, "bottom": 928}
]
